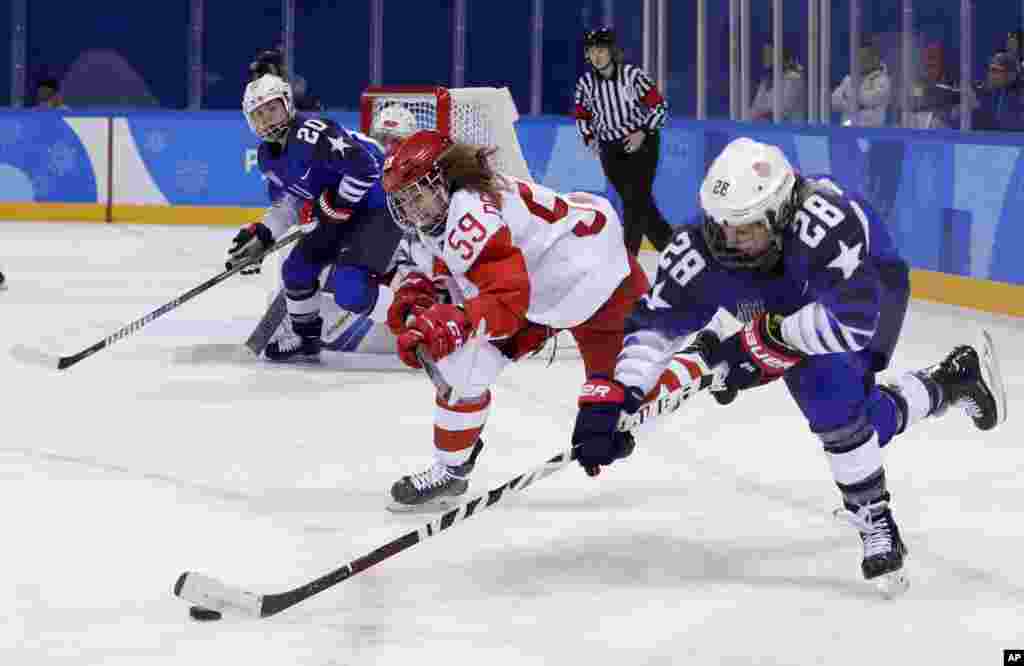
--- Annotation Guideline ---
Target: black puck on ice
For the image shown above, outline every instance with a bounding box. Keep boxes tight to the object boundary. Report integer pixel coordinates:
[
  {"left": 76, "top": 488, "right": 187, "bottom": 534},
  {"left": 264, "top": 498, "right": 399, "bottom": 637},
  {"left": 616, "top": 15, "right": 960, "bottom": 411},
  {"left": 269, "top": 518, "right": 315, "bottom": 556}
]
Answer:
[{"left": 189, "top": 605, "right": 223, "bottom": 622}]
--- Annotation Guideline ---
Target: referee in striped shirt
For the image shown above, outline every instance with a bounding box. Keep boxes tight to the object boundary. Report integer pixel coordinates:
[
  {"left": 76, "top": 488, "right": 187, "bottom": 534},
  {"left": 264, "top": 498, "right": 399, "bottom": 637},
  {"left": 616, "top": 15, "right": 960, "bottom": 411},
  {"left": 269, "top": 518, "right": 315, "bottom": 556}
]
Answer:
[{"left": 574, "top": 27, "right": 673, "bottom": 256}]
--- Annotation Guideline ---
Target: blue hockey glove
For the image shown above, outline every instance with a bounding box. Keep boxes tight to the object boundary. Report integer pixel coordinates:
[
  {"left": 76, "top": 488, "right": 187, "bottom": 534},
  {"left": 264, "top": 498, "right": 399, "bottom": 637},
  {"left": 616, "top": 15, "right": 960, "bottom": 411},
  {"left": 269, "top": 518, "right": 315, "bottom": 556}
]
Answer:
[{"left": 572, "top": 377, "right": 643, "bottom": 476}]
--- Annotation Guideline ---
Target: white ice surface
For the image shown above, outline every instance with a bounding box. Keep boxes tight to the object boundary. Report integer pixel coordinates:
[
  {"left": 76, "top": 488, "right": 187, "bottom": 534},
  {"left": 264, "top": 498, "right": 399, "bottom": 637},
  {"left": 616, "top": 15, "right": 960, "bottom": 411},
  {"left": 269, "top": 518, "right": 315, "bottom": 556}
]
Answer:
[{"left": 1, "top": 221, "right": 1022, "bottom": 664}]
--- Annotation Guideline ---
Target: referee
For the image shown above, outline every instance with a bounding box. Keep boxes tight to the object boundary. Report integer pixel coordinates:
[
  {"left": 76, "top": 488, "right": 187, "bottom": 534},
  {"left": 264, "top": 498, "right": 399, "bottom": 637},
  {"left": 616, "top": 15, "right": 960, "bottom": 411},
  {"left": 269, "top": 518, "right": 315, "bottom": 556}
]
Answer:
[{"left": 574, "top": 27, "right": 673, "bottom": 256}]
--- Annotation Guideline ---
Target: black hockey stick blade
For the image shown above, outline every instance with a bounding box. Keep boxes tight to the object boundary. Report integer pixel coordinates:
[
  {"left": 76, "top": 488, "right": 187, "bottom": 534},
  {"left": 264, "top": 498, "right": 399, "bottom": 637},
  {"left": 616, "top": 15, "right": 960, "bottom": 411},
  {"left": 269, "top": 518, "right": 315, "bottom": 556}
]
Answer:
[{"left": 244, "top": 290, "right": 288, "bottom": 356}]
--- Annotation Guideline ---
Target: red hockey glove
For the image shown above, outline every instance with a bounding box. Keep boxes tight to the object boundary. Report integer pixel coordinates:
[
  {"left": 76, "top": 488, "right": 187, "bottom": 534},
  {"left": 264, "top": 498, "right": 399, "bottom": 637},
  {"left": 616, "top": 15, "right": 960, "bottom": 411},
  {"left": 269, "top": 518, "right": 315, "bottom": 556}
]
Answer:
[
  {"left": 396, "top": 328, "right": 425, "bottom": 369},
  {"left": 403, "top": 303, "right": 472, "bottom": 363},
  {"left": 387, "top": 272, "right": 438, "bottom": 335}
]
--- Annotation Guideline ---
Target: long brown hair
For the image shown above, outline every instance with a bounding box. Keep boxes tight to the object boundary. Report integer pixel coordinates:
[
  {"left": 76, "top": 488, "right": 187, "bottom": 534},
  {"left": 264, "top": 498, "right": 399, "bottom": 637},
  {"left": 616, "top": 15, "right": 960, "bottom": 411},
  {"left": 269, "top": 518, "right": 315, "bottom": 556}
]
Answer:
[{"left": 440, "top": 143, "right": 506, "bottom": 207}]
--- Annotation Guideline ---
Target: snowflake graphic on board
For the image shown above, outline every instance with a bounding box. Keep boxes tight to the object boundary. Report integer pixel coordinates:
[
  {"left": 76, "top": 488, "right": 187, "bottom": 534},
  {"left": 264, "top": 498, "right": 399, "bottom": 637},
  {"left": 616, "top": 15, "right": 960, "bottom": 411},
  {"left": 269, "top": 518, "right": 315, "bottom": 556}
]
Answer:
[
  {"left": 175, "top": 158, "right": 209, "bottom": 195},
  {"left": 145, "top": 130, "right": 169, "bottom": 153},
  {"left": 48, "top": 142, "right": 76, "bottom": 176}
]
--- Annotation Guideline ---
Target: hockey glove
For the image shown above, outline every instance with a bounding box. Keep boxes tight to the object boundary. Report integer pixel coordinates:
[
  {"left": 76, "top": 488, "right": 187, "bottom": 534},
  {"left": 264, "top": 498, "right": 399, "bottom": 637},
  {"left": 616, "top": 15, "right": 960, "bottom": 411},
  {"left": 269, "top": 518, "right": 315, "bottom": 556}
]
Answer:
[
  {"left": 299, "top": 188, "right": 353, "bottom": 233},
  {"left": 226, "top": 222, "right": 274, "bottom": 273},
  {"left": 681, "top": 330, "right": 737, "bottom": 406},
  {"left": 572, "top": 378, "right": 642, "bottom": 476},
  {"left": 713, "top": 313, "right": 803, "bottom": 394},
  {"left": 387, "top": 272, "right": 439, "bottom": 335},
  {"left": 397, "top": 303, "right": 472, "bottom": 368}
]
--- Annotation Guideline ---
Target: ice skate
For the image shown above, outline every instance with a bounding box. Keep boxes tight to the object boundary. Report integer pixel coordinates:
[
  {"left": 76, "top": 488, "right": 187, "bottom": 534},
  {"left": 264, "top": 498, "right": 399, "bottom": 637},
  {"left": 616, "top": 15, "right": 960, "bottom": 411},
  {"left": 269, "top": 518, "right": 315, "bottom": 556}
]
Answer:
[
  {"left": 388, "top": 440, "right": 484, "bottom": 513},
  {"left": 835, "top": 495, "right": 909, "bottom": 599},
  {"left": 920, "top": 330, "right": 1006, "bottom": 431},
  {"left": 264, "top": 317, "right": 322, "bottom": 363}
]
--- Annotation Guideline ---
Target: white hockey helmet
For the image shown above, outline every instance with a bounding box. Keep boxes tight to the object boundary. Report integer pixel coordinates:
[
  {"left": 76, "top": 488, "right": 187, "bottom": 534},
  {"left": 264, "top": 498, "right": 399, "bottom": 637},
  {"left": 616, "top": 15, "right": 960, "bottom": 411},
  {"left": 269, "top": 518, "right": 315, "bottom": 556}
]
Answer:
[
  {"left": 370, "top": 104, "right": 417, "bottom": 146},
  {"left": 699, "top": 137, "right": 797, "bottom": 269},
  {"left": 243, "top": 74, "right": 294, "bottom": 142}
]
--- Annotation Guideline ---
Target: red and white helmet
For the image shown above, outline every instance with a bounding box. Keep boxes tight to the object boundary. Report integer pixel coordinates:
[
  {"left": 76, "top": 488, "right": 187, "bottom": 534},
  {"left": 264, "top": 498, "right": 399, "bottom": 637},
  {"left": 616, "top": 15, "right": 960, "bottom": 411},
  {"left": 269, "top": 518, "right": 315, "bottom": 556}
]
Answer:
[
  {"left": 382, "top": 129, "right": 455, "bottom": 236},
  {"left": 243, "top": 74, "right": 294, "bottom": 142},
  {"left": 370, "top": 104, "right": 417, "bottom": 148}
]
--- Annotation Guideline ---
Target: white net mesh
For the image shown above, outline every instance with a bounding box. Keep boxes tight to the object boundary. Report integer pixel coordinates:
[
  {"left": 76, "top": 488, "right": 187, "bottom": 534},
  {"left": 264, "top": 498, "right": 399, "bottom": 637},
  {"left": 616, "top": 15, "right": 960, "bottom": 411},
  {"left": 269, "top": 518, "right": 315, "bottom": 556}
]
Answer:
[{"left": 363, "top": 87, "right": 533, "bottom": 182}]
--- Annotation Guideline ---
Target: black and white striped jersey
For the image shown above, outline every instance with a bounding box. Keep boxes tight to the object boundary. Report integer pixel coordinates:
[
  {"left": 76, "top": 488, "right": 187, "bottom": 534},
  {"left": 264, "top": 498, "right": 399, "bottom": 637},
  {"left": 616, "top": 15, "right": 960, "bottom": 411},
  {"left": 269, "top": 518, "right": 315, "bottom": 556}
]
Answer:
[{"left": 574, "top": 63, "right": 669, "bottom": 144}]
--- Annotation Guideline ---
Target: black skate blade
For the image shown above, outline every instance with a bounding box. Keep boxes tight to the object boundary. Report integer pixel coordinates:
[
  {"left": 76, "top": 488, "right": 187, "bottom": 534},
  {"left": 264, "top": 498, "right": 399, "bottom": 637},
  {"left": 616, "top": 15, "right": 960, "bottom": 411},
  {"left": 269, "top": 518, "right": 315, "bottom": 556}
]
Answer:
[{"left": 263, "top": 354, "right": 323, "bottom": 365}]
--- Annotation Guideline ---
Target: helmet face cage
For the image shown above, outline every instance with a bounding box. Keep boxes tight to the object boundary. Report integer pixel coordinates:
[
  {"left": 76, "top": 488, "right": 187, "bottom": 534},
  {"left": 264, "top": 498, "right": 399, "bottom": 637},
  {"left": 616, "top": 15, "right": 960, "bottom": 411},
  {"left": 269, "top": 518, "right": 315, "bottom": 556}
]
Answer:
[
  {"left": 250, "top": 99, "right": 291, "bottom": 142},
  {"left": 702, "top": 190, "right": 795, "bottom": 271},
  {"left": 702, "top": 215, "right": 784, "bottom": 271},
  {"left": 243, "top": 75, "right": 294, "bottom": 142},
  {"left": 386, "top": 166, "right": 451, "bottom": 238}
]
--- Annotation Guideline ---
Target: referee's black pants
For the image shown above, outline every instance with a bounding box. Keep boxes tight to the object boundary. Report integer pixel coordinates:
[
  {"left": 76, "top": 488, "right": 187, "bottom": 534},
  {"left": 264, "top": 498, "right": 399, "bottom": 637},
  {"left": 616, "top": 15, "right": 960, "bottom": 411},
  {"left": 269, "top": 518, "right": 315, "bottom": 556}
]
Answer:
[{"left": 599, "top": 131, "right": 674, "bottom": 256}]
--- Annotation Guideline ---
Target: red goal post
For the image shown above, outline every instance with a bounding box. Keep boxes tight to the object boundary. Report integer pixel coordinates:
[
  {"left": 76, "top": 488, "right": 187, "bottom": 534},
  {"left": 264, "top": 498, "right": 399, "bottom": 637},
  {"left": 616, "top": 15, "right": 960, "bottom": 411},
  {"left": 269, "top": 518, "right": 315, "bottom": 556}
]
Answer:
[{"left": 359, "top": 85, "right": 534, "bottom": 182}]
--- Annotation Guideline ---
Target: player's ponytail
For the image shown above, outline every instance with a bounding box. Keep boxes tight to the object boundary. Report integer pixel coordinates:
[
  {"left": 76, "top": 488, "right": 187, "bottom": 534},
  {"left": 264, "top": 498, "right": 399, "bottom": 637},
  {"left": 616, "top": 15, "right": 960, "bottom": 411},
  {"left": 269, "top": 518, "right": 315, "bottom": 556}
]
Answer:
[{"left": 439, "top": 143, "right": 505, "bottom": 207}]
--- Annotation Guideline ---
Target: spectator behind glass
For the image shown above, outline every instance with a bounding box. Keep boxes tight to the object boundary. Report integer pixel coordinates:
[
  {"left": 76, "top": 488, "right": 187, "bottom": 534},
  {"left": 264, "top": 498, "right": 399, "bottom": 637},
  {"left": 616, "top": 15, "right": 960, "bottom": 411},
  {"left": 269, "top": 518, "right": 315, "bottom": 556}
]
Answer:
[
  {"left": 1006, "top": 30, "right": 1024, "bottom": 72},
  {"left": 906, "top": 43, "right": 961, "bottom": 129},
  {"left": 831, "top": 40, "right": 891, "bottom": 127},
  {"left": 248, "top": 47, "right": 322, "bottom": 111},
  {"left": 35, "top": 78, "right": 69, "bottom": 110},
  {"left": 970, "top": 51, "right": 1024, "bottom": 132},
  {"left": 750, "top": 44, "right": 807, "bottom": 123}
]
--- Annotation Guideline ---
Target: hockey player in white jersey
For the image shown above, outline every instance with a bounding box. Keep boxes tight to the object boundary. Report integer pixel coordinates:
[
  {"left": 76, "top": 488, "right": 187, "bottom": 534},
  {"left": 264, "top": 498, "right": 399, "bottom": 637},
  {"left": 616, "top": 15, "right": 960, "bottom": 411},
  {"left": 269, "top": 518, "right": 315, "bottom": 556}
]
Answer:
[{"left": 381, "top": 129, "right": 673, "bottom": 511}]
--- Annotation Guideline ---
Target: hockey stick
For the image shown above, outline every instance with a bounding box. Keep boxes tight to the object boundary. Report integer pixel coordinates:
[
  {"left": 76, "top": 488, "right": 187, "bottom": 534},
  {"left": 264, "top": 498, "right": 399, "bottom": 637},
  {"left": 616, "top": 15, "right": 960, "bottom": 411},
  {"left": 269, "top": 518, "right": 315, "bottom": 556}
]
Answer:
[
  {"left": 414, "top": 317, "right": 487, "bottom": 405},
  {"left": 13, "top": 229, "right": 303, "bottom": 371},
  {"left": 172, "top": 359, "right": 713, "bottom": 619},
  {"left": 244, "top": 290, "right": 288, "bottom": 356}
]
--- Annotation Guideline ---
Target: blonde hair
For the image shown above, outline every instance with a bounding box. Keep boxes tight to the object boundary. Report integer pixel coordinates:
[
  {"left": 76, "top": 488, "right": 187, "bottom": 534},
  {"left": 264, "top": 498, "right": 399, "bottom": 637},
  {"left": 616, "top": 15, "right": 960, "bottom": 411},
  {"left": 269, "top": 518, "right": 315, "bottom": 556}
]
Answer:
[{"left": 440, "top": 143, "right": 506, "bottom": 207}]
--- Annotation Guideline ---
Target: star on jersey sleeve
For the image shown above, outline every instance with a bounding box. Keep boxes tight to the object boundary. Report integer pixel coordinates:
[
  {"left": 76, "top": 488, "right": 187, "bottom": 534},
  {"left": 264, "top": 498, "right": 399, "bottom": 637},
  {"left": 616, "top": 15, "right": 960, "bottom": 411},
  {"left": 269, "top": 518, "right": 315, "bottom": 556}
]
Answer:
[
  {"left": 315, "top": 125, "right": 382, "bottom": 208},
  {"left": 780, "top": 192, "right": 881, "bottom": 356}
]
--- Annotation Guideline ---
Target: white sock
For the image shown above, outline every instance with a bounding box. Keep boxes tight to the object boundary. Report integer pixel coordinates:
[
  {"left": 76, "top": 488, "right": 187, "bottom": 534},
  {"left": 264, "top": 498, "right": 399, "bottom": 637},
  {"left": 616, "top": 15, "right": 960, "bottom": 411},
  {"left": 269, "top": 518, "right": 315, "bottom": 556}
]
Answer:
[
  {"left": 367, "top": 285, "right": 394, "bottom": 323},
  {"left": 887, "top": 372, "right": 934, "bottom": 431}
]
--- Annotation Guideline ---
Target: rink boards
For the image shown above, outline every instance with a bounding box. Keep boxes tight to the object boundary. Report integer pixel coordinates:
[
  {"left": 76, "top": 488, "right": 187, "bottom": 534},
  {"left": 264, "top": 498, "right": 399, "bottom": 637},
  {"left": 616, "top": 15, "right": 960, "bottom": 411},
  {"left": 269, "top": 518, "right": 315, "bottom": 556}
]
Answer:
[{"left": 1, "top": 109, "right": 1023, "bottom": 316}]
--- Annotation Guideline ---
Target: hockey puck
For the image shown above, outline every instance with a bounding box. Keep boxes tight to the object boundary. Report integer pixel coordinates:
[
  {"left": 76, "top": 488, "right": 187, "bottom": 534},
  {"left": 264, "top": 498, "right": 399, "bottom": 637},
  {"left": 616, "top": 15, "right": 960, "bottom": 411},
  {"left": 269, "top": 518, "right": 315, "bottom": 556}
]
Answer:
[{"left": 189, "top": 605, "right": 223, "bottom": 622}]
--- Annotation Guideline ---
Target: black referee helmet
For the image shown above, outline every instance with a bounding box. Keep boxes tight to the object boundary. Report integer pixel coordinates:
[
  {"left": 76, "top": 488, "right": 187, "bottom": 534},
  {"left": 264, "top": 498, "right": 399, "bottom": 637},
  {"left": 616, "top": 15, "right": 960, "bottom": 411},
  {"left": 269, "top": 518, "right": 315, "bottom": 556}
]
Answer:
[{"left": 583, "top": 27, "right": 616, "bottom": 48}]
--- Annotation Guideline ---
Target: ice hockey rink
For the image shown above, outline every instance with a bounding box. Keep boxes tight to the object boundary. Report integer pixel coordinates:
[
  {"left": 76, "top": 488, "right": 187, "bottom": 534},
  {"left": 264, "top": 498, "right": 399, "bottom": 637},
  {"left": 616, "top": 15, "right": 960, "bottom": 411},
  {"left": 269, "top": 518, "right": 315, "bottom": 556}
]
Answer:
[{"left": 2, "top": 220, "right": 1022, "bottom": 664}]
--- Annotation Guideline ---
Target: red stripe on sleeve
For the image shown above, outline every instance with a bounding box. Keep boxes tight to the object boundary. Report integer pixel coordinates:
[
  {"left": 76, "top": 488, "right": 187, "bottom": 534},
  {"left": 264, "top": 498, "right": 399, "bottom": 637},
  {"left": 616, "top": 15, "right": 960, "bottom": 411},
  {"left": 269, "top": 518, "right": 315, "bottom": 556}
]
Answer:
[
  {"left": 574, "top": 104, "right": 593, "bottom": 121},
  {"left": 641, "top": 87, "right": 664, "bottom": 107}
]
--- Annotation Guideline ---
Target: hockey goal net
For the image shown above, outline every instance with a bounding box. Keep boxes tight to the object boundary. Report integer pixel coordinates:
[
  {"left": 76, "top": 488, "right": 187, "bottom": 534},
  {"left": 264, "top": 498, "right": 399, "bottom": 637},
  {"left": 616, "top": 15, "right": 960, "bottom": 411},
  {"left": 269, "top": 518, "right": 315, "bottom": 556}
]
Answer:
[{"left": 360, "top": 86, "right": 533, "bottom": 182}]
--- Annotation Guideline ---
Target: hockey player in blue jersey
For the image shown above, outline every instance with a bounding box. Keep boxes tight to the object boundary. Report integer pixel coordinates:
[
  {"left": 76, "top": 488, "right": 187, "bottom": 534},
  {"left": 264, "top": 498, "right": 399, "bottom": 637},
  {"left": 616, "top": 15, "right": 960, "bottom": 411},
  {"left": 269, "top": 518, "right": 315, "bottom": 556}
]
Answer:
[
  {"left": 229, "top": 74, "right": 403, "bottom": 362},
  {"left": 572, "top": 137, "right": 1007, "bottom": 596}
]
